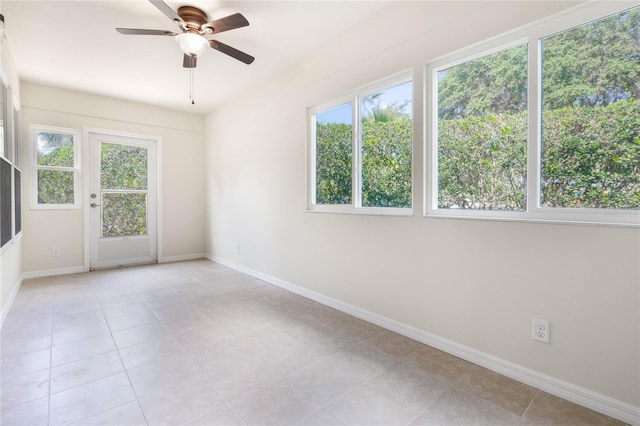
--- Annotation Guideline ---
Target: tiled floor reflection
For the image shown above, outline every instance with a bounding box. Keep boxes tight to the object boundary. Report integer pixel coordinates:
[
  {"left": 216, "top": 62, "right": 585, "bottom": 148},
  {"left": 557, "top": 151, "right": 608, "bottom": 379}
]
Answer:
[{"left": 0, "top": 260, "right": 625, "bottom": 425}]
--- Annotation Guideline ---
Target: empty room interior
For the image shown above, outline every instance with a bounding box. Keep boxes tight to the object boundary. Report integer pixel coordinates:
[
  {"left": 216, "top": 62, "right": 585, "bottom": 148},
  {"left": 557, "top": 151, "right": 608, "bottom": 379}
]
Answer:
[{"left": 0, "top": 0, "right": 639, "bottom": 425}]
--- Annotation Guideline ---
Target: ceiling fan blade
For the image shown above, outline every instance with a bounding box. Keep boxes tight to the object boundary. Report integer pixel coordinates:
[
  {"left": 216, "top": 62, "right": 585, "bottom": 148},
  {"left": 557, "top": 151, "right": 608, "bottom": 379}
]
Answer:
[
  {"left": 209, "top": 40, "right": 255, "bottom": 64},
  {"left": 183, "top": 54, "right": 197, "bottom": 68},
  {"left": 148, "top": 0, "right": 185, "bottom": 25},
  {"left": 204, "top": 13, "right": 249, "bottom": 35},
  {"left": 116, "top": 28, "right": 177, "bottom": 36}
]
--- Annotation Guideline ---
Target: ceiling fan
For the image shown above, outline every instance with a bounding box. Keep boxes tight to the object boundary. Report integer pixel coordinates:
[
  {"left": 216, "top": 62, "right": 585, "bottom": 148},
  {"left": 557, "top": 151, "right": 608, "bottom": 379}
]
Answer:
[{"left": 116, "top": 0, "right": 254, "bottom": 68}]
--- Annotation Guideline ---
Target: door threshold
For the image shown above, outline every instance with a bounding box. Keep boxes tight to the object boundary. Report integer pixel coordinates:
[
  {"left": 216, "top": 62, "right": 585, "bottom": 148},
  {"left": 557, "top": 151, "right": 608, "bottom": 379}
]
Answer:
[{"left": 90, "top": 260, "right": 158, "bottom": 271}]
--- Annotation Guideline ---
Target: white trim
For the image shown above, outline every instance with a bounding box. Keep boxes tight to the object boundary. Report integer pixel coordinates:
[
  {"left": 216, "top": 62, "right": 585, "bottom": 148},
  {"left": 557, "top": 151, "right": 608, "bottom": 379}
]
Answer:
[
  {"left": 20, "top": 266, "right": 85, "bottom": 280},
  {"left": 156, "top": 137, "right": 164, "bottom": 262},
  {"left": 0, "top": 275, "right": 22, "bottom": 329},
  {"left": 207, "top": 254, "right": 640, "bottom": 426},
  {"left": 158, "top": 253, "right": 206, "bottom": 263}
]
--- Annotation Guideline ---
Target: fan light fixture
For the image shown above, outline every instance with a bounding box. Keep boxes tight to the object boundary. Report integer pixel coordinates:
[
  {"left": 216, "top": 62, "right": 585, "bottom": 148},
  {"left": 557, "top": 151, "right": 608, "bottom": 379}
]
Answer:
[
  {"left": 116, "top": 1, "right": 255, "bottom": 104},
  {"left": 175, "top": 32, "right": 208, "bottom": 57}
]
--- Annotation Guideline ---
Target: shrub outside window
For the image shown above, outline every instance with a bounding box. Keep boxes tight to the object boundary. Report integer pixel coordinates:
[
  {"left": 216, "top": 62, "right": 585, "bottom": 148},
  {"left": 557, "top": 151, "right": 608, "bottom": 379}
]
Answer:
[
  {"left": 310, "top": 75, "right": 413, "bottom": 214},
  {"left": 32, "top": 125, "right": 81, "bottom": 209}
]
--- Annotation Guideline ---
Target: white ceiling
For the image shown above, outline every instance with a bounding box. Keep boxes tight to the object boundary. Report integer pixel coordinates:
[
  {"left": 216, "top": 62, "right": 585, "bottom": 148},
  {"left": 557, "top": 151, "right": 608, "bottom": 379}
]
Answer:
[{"left": 2, "top": 0, "right": 394, "bottom": 114}]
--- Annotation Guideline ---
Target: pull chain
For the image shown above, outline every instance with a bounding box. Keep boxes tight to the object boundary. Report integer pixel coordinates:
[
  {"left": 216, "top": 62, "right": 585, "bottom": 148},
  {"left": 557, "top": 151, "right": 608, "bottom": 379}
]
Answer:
[{"left": 190, "top": 68, "right": 195, "bottom": 105}]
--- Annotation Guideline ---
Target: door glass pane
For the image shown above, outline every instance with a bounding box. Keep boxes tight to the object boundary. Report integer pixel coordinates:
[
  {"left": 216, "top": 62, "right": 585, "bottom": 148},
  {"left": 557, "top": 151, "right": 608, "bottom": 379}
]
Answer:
[
  {"left": 101, "top": 143, "right": 148, "bottom": 190},
  {"left": 102, "top": 193, "right": 147, "bottom": 237},
  {"left": 315, "top": 103, "right": 353, "bottom": 205},
  {"left": 37, "top": 170, "right": 74, "bottom": 204}
]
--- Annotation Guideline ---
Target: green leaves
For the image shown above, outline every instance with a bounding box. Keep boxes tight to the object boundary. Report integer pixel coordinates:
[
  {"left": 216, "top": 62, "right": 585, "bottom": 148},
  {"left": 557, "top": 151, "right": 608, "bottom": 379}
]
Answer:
[
  {"left": 101, "top": 143, "right": 148, "bottom": 190},
  {"left": 315, "top": 122, "right": 353, "bottom": 205},
  {"left": 438, "top": 112, "right": 527, "bottom": 210},
  {"left": 438, "top": 44, "right": 528, "bottom": 119},
  {"left": 100, "top": 143, "right": 149, "bottom": 237},
  {"left": 541, "top": 7, "right": 640, "bottom": 110},
  {"left": 315, "top": 119, "right": 412, "bottom": 208},
  {"left": 102, "top": 193, "right": 147, "bottom": 237},
  {"left": 37, "top": 132, "right": 75, "bottom": 167},
  {"left": 541, "top": 100, "right": 640, "bottom": 209},
  {"left": 37, "top": 170, "right": 74, "bottom": 204},
  {"left": 36, "top": 131, "right": 76, "bottom": 205},
  {"left": 361, "top": 119, "right": 412, "bottom": 208}
]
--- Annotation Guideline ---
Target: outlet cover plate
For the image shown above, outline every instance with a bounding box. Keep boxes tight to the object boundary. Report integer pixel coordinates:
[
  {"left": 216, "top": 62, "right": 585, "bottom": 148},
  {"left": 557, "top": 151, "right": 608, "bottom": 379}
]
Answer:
[{"left": 532, "top": 318, "right": 550, "bottom": 343}]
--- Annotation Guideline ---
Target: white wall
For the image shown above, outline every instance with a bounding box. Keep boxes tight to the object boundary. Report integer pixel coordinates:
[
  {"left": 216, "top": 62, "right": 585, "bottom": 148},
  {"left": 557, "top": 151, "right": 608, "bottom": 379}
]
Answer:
[
  {"left": 20, "top": 82, "right": 206, "bottom": 274},
  {"left": 205, "top": 0, "right": 640, "bottom": 416}
]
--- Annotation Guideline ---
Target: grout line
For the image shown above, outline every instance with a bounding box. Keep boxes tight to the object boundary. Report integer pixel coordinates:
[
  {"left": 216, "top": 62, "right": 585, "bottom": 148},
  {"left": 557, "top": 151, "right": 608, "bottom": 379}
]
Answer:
[
  {"left": 518, "top": 389, "right": 540, "bottom": 425},
  {"left": 46, "top": 299, "right": 54, "bottom": 426},
  {"left": 102, "top": 292, "right": 150, "bottom": 426}
]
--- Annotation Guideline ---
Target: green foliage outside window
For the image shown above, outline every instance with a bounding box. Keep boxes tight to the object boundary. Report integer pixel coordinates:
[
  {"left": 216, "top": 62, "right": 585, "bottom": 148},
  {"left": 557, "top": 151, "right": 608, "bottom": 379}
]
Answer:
[
  {"left": 316, "top": 122, "right": 352, "bottom": 205},
  {"left": 100, "top": 143, "right": 148, "bottom": 237},
  {"left": 361, "top": 119, "right": 412, "bottom": 208},
  {"left": 102, "top": 192, "right": 147, "bottom": 237},
  {"left": 541, "top": 100, "right": 640, "bottom": 208},
  {"left": 316, "top": 119, "right": 412, "bottom": 208},
  {"left": 438, "top": 112, "right": 527, "bottom": 210},
  {"left": 436, "top": 6, "right": 639, "bottom": 210},
  {"left": 36, "top": 131, "right": 76, "bottom": 205},
  {"left": 38, "top": 170, "right": 74, "bottom": 204},
  {"left": 37, "top": 132, "right": 74, "bottom": 167},
  {"left": 101, "top": 143, "right": 148, "bottom": 190}
]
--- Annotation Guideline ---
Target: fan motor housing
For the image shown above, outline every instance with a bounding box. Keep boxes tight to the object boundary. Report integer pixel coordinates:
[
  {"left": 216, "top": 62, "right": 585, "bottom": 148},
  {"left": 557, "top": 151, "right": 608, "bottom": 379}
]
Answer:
[{"left": 178, "top": 6, "right": 208, "bottom": 28}]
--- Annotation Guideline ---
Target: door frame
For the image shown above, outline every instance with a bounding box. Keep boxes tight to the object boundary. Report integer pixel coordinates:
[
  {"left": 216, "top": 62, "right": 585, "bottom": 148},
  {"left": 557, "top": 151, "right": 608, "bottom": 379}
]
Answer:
[{"left": 83, "top": 128, "right": 163, "bottom": 272}]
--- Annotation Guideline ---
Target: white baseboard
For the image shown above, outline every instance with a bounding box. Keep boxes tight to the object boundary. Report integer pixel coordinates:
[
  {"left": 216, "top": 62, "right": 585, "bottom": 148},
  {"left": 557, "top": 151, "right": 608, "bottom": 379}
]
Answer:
[
  {"left": 21, "top": 266, "right": 85, "bottom": 280},
  {"left": 158, "top": 253, "right": 206, "bottom": 263},
  {"left": 0, "top": 275, "right": 23, "bottom": 329},
  {"left": 208, "top": 254, "right": 640, "bottom": 426}
]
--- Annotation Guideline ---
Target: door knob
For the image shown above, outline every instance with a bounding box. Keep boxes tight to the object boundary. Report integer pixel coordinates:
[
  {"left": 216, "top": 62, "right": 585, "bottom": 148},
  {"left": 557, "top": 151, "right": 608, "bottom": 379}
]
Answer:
[{"left": 90, "top": 203, "right": 102, "bottom": 208}]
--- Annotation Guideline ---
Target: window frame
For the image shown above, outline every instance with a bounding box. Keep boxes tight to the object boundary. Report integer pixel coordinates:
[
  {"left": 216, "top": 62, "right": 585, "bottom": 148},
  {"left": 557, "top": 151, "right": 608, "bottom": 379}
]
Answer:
[
  {"left": 308, "top": 71, "right": 414, "bottom": 216},
  {"left": 425, "top": 2, "right": 640, "bottom": 227},
  {"left": 12, "top": 106, "right": 22, "bottom": 237},
  {"left": 30, "top": 124, "right": 82, "bottom": 210}
]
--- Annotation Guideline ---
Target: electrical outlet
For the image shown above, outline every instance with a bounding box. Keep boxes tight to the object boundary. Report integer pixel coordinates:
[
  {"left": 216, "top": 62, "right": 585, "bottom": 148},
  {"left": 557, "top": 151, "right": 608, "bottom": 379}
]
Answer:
[
  {"left": 52, "top": 247, "right": 61, "bottom": 257},
  {"left": 532, "top": 318, "right": 550, "bottom": 343},
  {"left": 234, "top": 244, "right": 240, "bottom": 254}
]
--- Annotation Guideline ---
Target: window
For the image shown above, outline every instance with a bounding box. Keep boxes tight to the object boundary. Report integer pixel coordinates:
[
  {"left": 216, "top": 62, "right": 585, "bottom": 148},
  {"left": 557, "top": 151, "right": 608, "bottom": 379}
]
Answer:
[
  {"left": 540, "top": 8, "right": 640, "bottom": 210},
  {"left": 314, "top": 102, "right": 353, "bottom": 205},
  {"left": 427, "top": 3, "right": 639, "bottom": 226},
  {"left": 310, "top": 75, "right": 413, "bottom": 214},
  {"left": 13, "top": 107, "right": 21, "bottom": 236},
  {"left": 436, "top": 44, "right": 528, "bottom": 211},
  {"left": 31, "top": 125, "right": 81, "bottom": 208}
]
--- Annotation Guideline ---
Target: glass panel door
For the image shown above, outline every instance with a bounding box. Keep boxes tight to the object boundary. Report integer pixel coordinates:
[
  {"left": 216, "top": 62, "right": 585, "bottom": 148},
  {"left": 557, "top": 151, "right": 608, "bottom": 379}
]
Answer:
[{"left": 89, "top": 133, "right": 157, "bottom": 270}]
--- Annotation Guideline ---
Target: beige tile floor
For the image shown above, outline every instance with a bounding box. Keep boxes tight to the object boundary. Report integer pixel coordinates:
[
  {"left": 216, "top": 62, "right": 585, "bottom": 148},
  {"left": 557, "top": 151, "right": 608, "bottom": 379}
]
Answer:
[{"left": 0, "top": 260, "right": 625, "bottom": 426}]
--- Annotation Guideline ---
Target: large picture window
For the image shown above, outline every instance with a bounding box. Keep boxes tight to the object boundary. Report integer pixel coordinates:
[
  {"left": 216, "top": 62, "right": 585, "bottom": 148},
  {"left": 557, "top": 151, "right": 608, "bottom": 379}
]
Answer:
[
  {"left": 310, "top": 76, "right": 413, "bottom": 214},
  {"left": 540, "top": 8, "right": 640, "bottom": 210},
  {"left": 31, "top": 125, "right": 81, "bottom": 209},
  {"left": 427, "top": 3, "right": 639, "bottom": 226}
]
